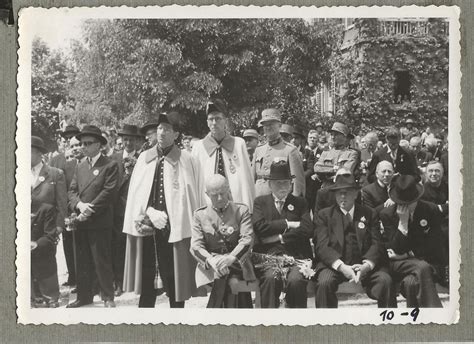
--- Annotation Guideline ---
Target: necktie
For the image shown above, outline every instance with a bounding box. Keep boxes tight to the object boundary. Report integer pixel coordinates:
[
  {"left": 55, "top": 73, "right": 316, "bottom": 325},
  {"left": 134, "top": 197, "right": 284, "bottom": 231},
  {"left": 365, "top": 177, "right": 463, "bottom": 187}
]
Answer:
[
  {"left": 276, "top": 200, "right": 284, "bottom": 214},
  {"left": 87, "top": 157, "right": 92, "bottom": 169},
  {"left": 215, "top": 147, "right": 226, "bottom": 177}
]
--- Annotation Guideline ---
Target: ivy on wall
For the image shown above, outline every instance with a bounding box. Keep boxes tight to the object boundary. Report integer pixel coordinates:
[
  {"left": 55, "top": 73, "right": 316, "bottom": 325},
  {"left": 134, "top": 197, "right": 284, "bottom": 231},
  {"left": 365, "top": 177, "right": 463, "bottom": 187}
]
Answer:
[{"left": 330, "top": 18, "right": 448, "bottom": 134}]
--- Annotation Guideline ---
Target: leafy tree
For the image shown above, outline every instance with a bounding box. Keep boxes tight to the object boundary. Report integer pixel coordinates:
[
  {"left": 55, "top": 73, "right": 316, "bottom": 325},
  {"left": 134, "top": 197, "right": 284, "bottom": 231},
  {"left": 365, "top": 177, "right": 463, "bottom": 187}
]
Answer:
[{"left": 31, "top": 37, "right": 71, "bottom": 149}]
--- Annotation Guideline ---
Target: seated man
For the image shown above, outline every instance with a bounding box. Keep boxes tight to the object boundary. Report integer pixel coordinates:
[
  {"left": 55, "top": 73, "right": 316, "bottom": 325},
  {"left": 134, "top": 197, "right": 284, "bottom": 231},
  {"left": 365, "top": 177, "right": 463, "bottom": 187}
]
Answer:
[
  {"left": 252, "top": 160, "right": 314, "bottom": 308},
  {"left": 31, "top": 203, "right": 60, "bottom": 308},
  {"left": 313, "top": 173, "right": 396, "bottom": 308},
  {"left": 191, "top": 174, "right": 255, "bottom": 308},
  {"left": 361, "top": 161, "right": 395, "bottom": 213},
  {"left": 380, "top": 175, "right": 446, "bottom": 307}
]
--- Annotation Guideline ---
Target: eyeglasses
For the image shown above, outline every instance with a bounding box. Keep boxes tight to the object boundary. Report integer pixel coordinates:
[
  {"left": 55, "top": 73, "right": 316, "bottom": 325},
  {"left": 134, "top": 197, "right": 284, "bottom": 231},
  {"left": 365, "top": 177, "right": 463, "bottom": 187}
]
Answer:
[{"left": 81, "top": 141, "right": 99, "bottom": 147}]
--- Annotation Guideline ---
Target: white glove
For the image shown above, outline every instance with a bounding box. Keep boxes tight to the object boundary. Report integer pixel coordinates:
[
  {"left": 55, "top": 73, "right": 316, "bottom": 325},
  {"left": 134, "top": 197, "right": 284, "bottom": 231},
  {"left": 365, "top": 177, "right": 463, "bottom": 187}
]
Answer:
[{"left": 146, "top": 207, "right": 168, "bottom": 229}]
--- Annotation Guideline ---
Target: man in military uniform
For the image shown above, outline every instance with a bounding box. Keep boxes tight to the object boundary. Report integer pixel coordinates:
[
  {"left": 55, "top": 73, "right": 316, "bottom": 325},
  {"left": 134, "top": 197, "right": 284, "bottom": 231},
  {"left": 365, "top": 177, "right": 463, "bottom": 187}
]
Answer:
[
  {"left": 191, "top": 174, "right": 255, "bottom": 308},
  {"left": 314, "top": 122, "right": 359, "bottom": 189},
  {"left": 280, "top": 124, "right": 294, "bottom": 143},
  {"left": 242, "top": 129, "right": 259, "bottom": 163},
  {"left": 401, "top": 118, "right": 420, "bottom": 141},
  {"left": 252, "top": 108, "right": 305, "bottom": 197}
]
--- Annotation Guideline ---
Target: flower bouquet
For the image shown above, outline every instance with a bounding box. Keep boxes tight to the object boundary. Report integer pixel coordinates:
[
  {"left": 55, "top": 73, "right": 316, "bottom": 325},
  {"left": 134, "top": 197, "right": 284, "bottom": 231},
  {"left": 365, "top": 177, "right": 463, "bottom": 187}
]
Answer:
[{"left": 123, "top": 156, "right": 137, "bottom": 176}]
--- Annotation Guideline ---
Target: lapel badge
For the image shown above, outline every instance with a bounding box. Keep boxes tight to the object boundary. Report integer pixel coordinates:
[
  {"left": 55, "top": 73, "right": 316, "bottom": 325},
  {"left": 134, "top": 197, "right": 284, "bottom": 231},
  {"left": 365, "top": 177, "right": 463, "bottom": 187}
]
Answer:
[
  {"left": 420, "top": 219, "right": 428, "bottom": 227},
  {"left": 227, "top": 226, "right": 234, "bottom": 235},
  {"left": 287, "top": 204, "right": 294, "bottom": 211},
  {"left": 358, "top": 222, "right": 366, "bottom": 229},
  {"left": 93, "top": 169, "right": 99, "bottom": 176},
  {"left": 38, "top": 176, "right": 45, "bottom": 182}
]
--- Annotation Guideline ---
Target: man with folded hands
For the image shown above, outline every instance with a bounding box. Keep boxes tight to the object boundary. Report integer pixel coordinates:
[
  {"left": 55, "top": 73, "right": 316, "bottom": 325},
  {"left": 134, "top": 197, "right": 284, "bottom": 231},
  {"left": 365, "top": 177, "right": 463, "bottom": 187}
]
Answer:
[
  {"left": 190, "top": 174, "right": 255, "bottom": 308},
  {"left": 252, "top": 160, "right": 314, "bottom": 308},
  {"left": 313, "top": 173, "right": 396, "bottom": 308}
]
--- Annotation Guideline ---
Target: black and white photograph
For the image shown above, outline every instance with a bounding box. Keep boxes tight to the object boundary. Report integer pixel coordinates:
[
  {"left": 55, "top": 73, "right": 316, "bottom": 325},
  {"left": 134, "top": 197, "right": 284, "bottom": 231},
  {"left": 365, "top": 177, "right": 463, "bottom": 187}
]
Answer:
[{"left": 16, "top": 5, "right": 461, "bottom": 325}]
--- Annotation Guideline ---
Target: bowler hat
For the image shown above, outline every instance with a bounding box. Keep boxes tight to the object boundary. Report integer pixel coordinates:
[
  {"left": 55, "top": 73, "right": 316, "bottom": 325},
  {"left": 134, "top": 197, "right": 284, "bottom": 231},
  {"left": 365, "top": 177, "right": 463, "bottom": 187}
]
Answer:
[
  {"left": 329, "top": 172, "right": 360, "bottom": 191},
  {"left": 59, "top": 125, "right": 80, "bottom": 138},
  {"left": 265, "top": 160, "right": 294, "bottom": 180},
  {"left": 157, "top": 111, "right": 182, "bottom": 132},
  {"left": 243, "top": 129, "right": 259, "bottom": 140},
  {"left": 260, "top": 108, "right": 282, "bottom": 124},
  {"left": 280, "top": 124, "right": 294, "bottom": 136},
  {"left": 389, "top": 174, "right": 424, "bottom": 205},
  {"left": 31, "top": 136, "right": 48, "bottom": 154},
  {"left": 76, "top": 125, "right": 107, "bottom": 145},
  {"left": 206, "top": 99, "right": 228, "bottom": 116},
  {"left": 117, "top": 124, "right": 141, "bottom": 137},
  {"left": 329, "top": 122, "right": 350, "bottom": 137}
]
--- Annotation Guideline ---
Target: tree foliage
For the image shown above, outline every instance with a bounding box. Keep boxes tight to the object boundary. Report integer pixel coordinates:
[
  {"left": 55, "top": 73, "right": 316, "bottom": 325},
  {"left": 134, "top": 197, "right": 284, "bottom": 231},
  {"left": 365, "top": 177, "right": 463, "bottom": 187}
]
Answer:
[
  {"left": 64, "top": 19, "right": 341, "bottom": 136},
  {"left": 330, "top": 18, "right": 449, "bottom": 133},
  {"left": 31, "top": 38, "right": 71, "bottom": 149}
]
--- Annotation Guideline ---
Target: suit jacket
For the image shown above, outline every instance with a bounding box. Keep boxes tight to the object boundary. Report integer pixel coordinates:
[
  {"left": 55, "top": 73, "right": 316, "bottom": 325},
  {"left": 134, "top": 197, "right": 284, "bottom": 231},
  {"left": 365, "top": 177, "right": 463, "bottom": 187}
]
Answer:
[
  {"left": 68, "top": 154, "right": 119, "bottom": 230},
  {"left": 361, "top": 181, "right": 389, "bottom": 213},
  {"left": 314, "top": 204, "right": 385, "bottom": 270},
  {"left": 111, "top": 150, "right": 139, "bottom": 218},
  {"left": 379, "top": 200, "right": 447, "bottom": 265},
  {"left": 49, "top": 152, "right": 66, "bottom": 171},
  {"left": 367, "top": 146, "right": 418, "bottom": 183},
  {"left": 31, "top": 164, "right": 67, "bottom": 228},
  {"left": 360, "top": 148, "right": 375, "bottom": 163},
  {"left": 299, "top": 146, "right": 316, "bottom": 178},
  {"left": 252, "top": 193, "right": 313, "bottom": 259},
  {"left": 31, "top": 203, "right": 58, "bottom": 279},
  {"left": 191, "top": 202, "right": 256, "bottom": 286},
  {"left": 64, "top": 159, "right": 77, "bottom": 189}
]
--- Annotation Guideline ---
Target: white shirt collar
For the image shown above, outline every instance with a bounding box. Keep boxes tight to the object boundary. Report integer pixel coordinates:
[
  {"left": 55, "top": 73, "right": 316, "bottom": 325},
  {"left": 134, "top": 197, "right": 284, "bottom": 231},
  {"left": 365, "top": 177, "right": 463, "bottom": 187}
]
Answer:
[
  {"left": 387, "top": 146, "right": 398, "bottom": 156},
  {"left": 89, "top": 152, "right": 102, "bottom": 167},
  {"left": 123, "top": 150, "right": 136, "bottom": 159},
  {"left": 105, "top": 148, "right": 114, "bottom": 157},
  {"left": 339, "top": 205, "right": 355, "bottom": 218},
  {"left": 377, "top": 179, "right": 387, "bottom": 188},
  {"left": 272, "top": 194, "right": 287, "bottom": 203}
]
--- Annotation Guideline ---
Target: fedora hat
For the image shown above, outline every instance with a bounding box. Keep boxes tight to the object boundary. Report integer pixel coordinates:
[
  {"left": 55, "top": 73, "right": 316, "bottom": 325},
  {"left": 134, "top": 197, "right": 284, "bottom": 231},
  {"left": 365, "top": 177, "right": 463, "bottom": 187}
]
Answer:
[
  {"left": 117, "top": 124, "right": 141, "bottom": 137},
  {"left": 59, "top": 125, "right": 80, "bottom": 138},
  {"left": 389, "top": 174, "right": 424, "bottom": 205},
  {"left": 329, "top": 172, "right": 360, "bottom": 191},
  {"left": 31, "top": 136, "right": 48, "bottom": 154},
  {"left": 329, "top": 122, "right": 350, "bottom": 137},
  {"left": 260, "top": 108, "right": 282, "bottom": 124},
  {"left": 264, "top": 160, "right": 294, "bottom": 180},
  {"left": 206, "top": 99, "right": 228, "bottom": 117},
  {"left": 76, "top": 125, "right": 107, "bottom": 145},
  {"left": 243, "top": 129, "right": 259, "bottom": 140}
]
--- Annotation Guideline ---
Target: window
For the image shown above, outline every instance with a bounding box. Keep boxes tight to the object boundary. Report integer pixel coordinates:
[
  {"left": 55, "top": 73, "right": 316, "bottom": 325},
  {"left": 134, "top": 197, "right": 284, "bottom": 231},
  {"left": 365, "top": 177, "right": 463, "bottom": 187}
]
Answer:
[{"left": 394, "top": 71, "right": 411, "bottom": 103}]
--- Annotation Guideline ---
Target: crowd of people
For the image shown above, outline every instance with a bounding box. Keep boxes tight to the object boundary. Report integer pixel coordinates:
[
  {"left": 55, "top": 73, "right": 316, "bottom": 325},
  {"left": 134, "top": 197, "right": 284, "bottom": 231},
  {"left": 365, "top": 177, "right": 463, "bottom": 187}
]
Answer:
[{"left": 30, "top": 99, "right": 449, "bottom": 309}]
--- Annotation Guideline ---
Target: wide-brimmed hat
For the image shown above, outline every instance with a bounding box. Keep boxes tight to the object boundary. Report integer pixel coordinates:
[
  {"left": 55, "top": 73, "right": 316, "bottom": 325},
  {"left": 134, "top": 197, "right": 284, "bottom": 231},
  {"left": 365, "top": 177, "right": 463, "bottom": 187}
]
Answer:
[
  {"left": 140, "top": 120, "right": 159, "bottom": 135},
  {"left": 260, "top": 108, "right": 282, "bottom": 124},
  {"left": 157, "top": 111, "right": 182, "bottom": 132},
  {"left": 293, "top": 126, "right": 306, "bottom": 139},
  {"left": 280, "top": 124, "right": 294, "bottom": 136},
  {"left": 76, "top": 125, "right": 107, "bottom": 145},
  {"left": 117, "top": 124, "right": 141, "bottom": 137},
  {"left": 329, "top": 122, "right": 350, "bottom": 137},
  {"left": 206, "top": 99, "right": 228, "bottom": 117},
  {"left": 59, "top": 125, "right": 80, "bottom": 138},
  {"left": 264, "top": 160, "right": 295, "bottom": 180},
  {"left": 31, "top": 136, "right": 48, "bottom": 154},
  {"left": 329, "top": 172, "right": 360, "bottom": 191},
  {"left": 389, "top": 174, "right": 424, "bottom": 205},
  {"left": 243, "top": 129, "right": 259, "bottom": 140}
]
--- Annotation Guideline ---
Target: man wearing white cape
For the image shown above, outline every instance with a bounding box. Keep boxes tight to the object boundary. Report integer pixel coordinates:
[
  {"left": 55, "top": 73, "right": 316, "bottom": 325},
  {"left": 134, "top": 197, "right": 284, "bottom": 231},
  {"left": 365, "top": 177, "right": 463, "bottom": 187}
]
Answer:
[
  {"left": 192, "top": 99, "right": 255, "bottom": 210},
  {"left": 122, "top": 112, "right": 202, "bottom": 307}
]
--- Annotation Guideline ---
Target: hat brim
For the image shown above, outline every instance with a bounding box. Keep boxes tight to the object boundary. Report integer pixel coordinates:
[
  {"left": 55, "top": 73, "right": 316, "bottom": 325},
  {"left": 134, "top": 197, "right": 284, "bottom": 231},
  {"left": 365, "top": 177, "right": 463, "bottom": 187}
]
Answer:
[
  {"left": 76, "top": 132, "right": 107, "bottom": 145},
  {"left": 389, "top": 183, "right": 424, "bottom": 204},
  {"left": 31, "top": 144, "right": 48, "bottom": 154},
  {"left": 140, "top": 124, "right": 158, "bottom": 135},
  {"left": 60, "top": 130, "right": 79, "bottom": 138},
  {"left": 329, "top": 129, "right": 347, "bottom": 136},
  {"left": 260, "top": 119, "right": 281, "bottom": 125},
  {"left": 117, "top": 131, "right": 142, "bottom": 137},
  {"left": 264, "top": 175, "right": 295, "bottom": 181},
  {"left": 329, "top": 183, "right": 360, "bottom": 191}
]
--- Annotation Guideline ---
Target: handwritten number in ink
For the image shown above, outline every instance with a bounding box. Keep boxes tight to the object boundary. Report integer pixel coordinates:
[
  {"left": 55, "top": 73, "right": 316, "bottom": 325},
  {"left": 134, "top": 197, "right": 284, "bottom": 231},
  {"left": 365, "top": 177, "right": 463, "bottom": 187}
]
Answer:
[
  {"left": 380, "top": 310, "right": 394, "bottom": 321},
  {"left": 410, "top": 307, "right": 420, "bottom": 322}
]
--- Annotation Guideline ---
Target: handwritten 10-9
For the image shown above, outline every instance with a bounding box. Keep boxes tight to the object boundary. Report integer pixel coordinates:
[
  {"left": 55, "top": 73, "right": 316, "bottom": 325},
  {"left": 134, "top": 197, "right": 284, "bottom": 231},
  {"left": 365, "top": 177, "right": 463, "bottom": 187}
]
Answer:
[{"left": 380, "top": 308, "right": 420, "bottom": 322}]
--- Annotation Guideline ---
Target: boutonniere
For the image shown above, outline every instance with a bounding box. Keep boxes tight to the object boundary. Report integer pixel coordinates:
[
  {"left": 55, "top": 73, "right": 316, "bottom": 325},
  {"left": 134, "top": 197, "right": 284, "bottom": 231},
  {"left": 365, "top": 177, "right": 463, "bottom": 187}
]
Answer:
[
  {"left": 287, "top": 204, "right": 294, "bottom": 211},
  {"left": 38, "top": 176, "right": 45, "bottom": 182},
  {"left": 400, "top": 154, "right": 404, "bottom": 162},
  {"left": 358, "top": 222, "right": 366, "bottom": 229},
  {"left": 93, "top": 169, "right": 99, "bottom": 176}
]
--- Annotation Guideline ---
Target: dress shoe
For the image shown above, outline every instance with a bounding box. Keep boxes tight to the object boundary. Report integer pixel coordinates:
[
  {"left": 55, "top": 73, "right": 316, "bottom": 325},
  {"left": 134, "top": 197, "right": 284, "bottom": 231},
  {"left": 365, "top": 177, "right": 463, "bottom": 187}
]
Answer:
[
  {"left": 66, "top": 299, "right": 92, "bottom": 308},
  {"left": 104, "top": 300, "right": 116, "bottom": 308},
  {"left": 114, "top": 286, "right": 123, "bottom": 297}
]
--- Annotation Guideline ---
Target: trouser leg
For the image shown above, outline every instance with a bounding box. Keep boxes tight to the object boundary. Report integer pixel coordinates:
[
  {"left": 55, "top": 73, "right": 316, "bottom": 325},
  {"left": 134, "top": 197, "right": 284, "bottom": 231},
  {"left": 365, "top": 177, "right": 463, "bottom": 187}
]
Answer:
[
  {"left": 62, "top": 230, "right": 76, "bottom": 284},
  {"left": 285, "top": 266, "right": 308, "bottom": 308},
  {"left": 363, "top": 269, "right": 397, "bottom": 308},
  {"left": 88, "top": 228, "right": 115, "bottom": 301},
  {"left": 315, "top": 268, "right": 341, "bottom": 308},
  {"left": 258, "top": 267, "right": 283, "bottom": 308}
]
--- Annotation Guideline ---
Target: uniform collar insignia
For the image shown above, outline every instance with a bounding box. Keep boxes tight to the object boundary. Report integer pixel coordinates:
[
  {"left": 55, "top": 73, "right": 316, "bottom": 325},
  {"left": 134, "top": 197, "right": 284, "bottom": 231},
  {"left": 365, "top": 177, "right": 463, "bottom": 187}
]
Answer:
[{"left": 268, "top": 136, "right": 282, "bottom": 146}]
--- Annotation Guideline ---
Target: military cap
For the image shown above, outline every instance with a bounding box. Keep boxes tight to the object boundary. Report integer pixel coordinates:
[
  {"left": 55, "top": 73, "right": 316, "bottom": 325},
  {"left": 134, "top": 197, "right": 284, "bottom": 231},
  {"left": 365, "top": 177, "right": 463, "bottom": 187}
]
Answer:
[
  {"left": 329, "top": 122, "right": 350, "bottom": 137},
  {"left": 280, "top": 124, "right": 294, "bottom": 136},
  {"left": 260, "top": 108, "right": 282, "bottom": 124},
  {"left": 243, "top": 129, "right": 259, "bottom": 140}
]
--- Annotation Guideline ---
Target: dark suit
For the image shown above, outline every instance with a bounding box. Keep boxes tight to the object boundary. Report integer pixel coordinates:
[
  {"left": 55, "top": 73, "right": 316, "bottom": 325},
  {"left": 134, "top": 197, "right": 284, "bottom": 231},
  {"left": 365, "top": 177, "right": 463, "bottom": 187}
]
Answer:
[
  {"left": 367, "top": 146, "right": 418, "bottom": 183},
  {"left": 31, "top": 203, "right": 60, "bottom": 302},
  {"left": 360, "top": 148, "right": 375, "bottom": 163},
  {"left": 252, "top": 194, "right": 313, "bottom": 308},
  {"left": 313, "top": 204, "right": 395, "bottom": 308},
  {"left": 110, "top": 151, "right": 138, "bottom": 289},
  {"left": 32, "top": 164, "right": 67, "bottom": 228},
  {"left": 361, "top": 181, "right": 389, "bottom": 213},
  {"left": 49, "top": 152, "right": 66, "bottom": 172},
  {"left": 379, "top": 201, "right": 445, "bottom": 307},
  {"left": 68, "top": 154, "right": 119, "bottom": 302}
]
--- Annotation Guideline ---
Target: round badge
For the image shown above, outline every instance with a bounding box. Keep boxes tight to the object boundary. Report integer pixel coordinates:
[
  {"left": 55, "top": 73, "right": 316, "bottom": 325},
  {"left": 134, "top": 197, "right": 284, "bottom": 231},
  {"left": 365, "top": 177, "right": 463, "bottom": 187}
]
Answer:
[
  {"left": 227, "top": 226, "right": 234, "bottom": 235},
  {"left": 316, "top": 154, "right": 320, "bottom": 158},
  {"left": 93, "top": 169, "right": 99, "bottom": 176},
  {"left": 358, "top": 222, "right": 366, "bottom": 229},
  {"left": 420, "top": 219, "right": 428, "bottom": 227},
  {"left": 38, "top": 176, "right": 45, "bottom": 182},
  {"left": 287, "top": 204, "right": 294, "bottom": 211}
]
